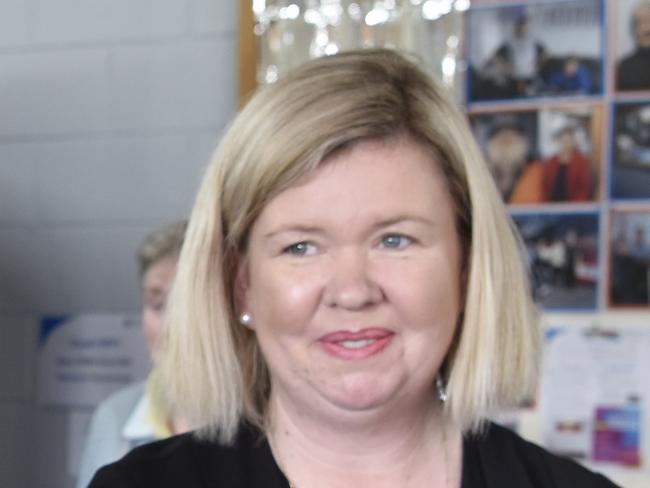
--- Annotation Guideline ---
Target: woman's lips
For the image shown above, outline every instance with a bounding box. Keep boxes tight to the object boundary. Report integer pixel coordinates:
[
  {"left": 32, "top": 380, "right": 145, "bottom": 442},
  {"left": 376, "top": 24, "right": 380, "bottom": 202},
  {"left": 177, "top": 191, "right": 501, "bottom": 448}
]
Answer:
[{"left": 318, "top": 328, "right": 394, "bottom": 360}]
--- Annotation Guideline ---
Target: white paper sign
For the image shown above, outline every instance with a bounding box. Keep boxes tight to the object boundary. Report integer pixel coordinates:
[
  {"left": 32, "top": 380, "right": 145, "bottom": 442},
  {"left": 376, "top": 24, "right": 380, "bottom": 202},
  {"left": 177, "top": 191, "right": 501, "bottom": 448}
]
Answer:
[
  {"left": 540, "top": 318, "right": 650, "bottom": 477},
  {"left": 37, "top": 314, "right": 150, "bottom": 407}
]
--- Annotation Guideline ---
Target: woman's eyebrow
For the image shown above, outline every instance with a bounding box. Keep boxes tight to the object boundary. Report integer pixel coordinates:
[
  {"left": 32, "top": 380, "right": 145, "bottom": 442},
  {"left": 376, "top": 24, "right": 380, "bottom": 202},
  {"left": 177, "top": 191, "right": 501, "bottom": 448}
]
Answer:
[
  {"left": 263, "top": 225, "right": 326, "bottom": 240},
  {"left": 263, "top": 216, "right": 439, "bottom": 240},
  {"left": 370, "top": 214, "right": 437, "bottom": 229}
]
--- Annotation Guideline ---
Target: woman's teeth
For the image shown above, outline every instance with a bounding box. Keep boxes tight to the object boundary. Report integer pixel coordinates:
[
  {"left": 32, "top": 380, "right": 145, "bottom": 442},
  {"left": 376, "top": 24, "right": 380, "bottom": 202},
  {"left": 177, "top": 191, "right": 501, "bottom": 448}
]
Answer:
[{"left": 339, "top": 339, "right": 375, "bottom": 349}]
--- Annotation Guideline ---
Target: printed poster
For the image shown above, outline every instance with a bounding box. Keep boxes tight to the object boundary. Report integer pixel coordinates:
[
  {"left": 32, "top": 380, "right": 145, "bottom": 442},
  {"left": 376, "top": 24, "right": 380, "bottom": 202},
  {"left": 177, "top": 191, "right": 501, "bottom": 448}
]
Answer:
[{"left": 36, "top": 314, "right": 150, "bottom": 408}]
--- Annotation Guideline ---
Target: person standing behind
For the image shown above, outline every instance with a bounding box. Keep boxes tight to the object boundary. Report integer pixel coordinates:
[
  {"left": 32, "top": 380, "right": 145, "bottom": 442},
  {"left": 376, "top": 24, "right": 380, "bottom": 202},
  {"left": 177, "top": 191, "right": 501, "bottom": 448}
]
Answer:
[
  {"left": 543, "top": 126, "right": 593, "bottom": 202},
  {"left": 76, "top": 221, "right": 189, "bottom": 488},
  {"left": 617, "top": 0, "right": 650, "bottom": 92}
]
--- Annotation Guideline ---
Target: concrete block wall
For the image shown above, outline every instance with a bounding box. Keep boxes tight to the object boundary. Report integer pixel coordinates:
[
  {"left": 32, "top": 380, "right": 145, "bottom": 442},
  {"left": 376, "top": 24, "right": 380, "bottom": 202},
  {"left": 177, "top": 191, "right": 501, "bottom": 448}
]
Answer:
[{"left": 0, "top": 1, "right": 238, "bottom": 486}]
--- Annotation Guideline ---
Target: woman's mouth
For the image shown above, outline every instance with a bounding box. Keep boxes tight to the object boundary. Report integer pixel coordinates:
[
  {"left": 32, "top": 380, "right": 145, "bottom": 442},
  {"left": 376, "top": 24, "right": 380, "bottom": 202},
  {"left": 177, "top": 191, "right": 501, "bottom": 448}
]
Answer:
[{"left": 318, "top": 328, "right": 394, "bottom": 359}]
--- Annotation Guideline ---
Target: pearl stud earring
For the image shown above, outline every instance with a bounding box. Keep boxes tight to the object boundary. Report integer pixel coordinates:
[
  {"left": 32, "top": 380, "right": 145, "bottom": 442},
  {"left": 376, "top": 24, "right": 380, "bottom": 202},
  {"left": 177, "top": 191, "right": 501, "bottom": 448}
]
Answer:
[{"left": 239, "top": 312, "right": 252, "bottom": 326}]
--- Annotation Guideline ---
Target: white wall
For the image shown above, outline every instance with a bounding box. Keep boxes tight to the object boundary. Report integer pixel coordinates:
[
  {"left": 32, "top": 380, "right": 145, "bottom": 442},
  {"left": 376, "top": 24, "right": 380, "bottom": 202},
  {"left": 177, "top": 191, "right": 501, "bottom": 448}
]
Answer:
[{"left": 0, "top": 1, "right": 238, "bottom": 487}]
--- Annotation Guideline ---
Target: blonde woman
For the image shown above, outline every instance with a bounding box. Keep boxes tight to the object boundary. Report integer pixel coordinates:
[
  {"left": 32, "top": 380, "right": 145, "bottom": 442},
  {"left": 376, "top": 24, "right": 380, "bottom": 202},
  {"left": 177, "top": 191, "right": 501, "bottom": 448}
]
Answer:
[{"left": 89, "top": 50, "right": 617, "bottom": 488}]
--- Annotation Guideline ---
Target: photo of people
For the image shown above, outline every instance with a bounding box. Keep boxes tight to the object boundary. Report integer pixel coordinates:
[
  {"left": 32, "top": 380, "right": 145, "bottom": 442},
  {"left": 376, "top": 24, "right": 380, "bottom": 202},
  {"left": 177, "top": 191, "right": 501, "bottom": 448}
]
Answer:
[
  {"left": 470, "top": 110, "right": 541, "bottom": 203},
  {"left": 537, "top": 107, "right": 600, "bottom": 202},
  {"left": 470, "top": 105, "right": 600, "bottom": 204},
  {"left": 610, "top": 210, "right": 650, "bottom": 306},
  {"left": 466, "top": 0, "right": 603, "bottom": 102},
  {"left": 611, "top": 101, "right": 650, "bottom": 199},
  {"left": 616, "top": 0, "right": 650, "bottom": 92},
  {"left": 513, "top": 212, "right": 600, "bottom": 310}
]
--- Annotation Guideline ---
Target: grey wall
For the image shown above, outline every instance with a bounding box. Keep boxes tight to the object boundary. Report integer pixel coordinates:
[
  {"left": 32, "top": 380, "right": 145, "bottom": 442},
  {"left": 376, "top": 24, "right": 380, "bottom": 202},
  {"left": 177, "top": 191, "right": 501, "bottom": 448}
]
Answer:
[{"left": 0, "top": 1, "right": 238, "bottom": 486}]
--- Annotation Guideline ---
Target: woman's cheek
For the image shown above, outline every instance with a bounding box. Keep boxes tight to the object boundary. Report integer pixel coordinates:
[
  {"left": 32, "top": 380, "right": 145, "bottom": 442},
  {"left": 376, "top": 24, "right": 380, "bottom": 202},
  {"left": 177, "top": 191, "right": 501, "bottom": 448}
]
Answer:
[{"left": 254, "top": 265, "right": 324, "bottom": 333}]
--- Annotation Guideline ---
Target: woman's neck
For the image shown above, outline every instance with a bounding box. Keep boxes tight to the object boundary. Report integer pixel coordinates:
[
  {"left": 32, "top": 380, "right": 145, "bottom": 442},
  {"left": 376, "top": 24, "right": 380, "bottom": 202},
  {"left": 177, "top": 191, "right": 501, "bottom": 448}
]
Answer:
[{"left": 266, "top": 391, "right": 461, "bottom": 488}]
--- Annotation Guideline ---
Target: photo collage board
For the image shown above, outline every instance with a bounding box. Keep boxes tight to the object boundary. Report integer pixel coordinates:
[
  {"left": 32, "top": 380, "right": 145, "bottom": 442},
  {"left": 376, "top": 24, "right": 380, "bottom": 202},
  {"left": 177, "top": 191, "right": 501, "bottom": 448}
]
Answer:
[{"left": 465, "top": 0, "right": 650, "bottom": 311}]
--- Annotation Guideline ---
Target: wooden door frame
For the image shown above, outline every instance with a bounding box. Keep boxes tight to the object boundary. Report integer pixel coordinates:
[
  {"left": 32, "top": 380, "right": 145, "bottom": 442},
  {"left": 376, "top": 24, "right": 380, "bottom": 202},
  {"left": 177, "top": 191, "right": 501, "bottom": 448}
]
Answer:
[{"left": 238, "top": 0, "right": 257, "bottom": 107}]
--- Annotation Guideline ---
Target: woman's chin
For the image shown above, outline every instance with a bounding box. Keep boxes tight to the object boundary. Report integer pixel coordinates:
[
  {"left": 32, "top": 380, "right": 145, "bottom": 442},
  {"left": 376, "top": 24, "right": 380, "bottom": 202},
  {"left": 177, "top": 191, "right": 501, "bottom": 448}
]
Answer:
[{"left": 315, "top": 376, "right": 406, "bottom": 414}]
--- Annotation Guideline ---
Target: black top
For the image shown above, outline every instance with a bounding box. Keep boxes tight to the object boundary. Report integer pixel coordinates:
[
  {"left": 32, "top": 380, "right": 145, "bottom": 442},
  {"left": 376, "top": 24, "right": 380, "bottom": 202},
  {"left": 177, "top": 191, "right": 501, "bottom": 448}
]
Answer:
[
  {"left": 617, "top": 48, "right": 650, "bottom": 92},
  {"left": 88, "top": 422, "right": 619, "bottom": 488}
]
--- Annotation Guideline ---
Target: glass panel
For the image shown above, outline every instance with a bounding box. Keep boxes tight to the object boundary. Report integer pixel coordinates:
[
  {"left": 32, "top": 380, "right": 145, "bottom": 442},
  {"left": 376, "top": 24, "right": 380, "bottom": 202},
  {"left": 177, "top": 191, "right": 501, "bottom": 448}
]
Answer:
[{"left": 253, "top": 0, "right": 469, "bottom": 99}]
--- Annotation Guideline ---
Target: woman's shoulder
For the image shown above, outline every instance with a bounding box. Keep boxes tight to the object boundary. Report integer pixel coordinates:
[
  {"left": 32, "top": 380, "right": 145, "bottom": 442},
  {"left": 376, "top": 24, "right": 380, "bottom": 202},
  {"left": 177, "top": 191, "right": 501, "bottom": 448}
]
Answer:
[
  {"left": 93, "top": 381, "right": 146, "bottom": 423},
  {"left": 76, "top": 382, "right": 148, "bottom": 488},
  {"left": 88, "top": 423, "right": 287, "bottom": 488},
  {"left": 463, "top": 422, "right": 620, "bottom": 488}
]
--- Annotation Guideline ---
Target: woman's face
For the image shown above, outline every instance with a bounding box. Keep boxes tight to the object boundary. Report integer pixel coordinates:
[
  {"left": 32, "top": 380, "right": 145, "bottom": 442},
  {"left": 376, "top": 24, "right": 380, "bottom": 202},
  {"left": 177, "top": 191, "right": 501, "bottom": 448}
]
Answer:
[
  {"left": 238, "top": 137, "right": 462, "bottom": 416},
  {"left": 142, "top": 256, "right": 177, "bottom": 361}
]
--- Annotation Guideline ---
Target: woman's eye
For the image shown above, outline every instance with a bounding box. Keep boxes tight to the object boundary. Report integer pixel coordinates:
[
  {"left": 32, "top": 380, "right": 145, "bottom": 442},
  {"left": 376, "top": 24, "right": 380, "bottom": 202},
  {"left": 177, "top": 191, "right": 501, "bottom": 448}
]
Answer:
[
  {"left": 380, "top": 234, "right": 412, "bottom": 249},
  {"left": 283, "top": 242, "right": 316, "bottom": 256}
]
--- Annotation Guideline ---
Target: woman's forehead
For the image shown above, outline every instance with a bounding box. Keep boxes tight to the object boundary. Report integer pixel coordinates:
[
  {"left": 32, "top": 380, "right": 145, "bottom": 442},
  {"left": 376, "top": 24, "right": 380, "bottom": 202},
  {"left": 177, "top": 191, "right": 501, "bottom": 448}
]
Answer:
[{"left": 248, "top": 137, "right": 453, "bottom": 236}]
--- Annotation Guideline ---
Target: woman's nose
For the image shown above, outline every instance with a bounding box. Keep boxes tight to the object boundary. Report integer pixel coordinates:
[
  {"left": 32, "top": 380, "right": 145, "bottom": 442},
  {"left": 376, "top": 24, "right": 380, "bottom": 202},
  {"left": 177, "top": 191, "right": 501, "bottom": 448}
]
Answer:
[{"left": 322, "top": 249, "right": 383, "bottom": 310}]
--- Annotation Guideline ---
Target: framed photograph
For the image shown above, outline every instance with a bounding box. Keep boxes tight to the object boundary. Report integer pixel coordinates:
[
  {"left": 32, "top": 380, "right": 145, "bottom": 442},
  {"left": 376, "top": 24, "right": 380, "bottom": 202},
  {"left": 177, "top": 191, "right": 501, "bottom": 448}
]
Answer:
[
  {"left": 470, "top": 104, "right": 602, "bottom": 204},
  {"left": 470, "top": 109, "right": 538, "bottom": 203},
  {"left": 610, "top": 101, "right": 650, "bottom": 199},
  {"left": 466, "top": 0, "right": 604, "bottom": 102},
  {"left": 614, "top": 0, "right": 650, "bottom": 92},
  {"left": 609, "top": 209, "right": 650, "bottom": 307},
  {"left": 511, "top": 211, "right": 600, "bottom": 310}
]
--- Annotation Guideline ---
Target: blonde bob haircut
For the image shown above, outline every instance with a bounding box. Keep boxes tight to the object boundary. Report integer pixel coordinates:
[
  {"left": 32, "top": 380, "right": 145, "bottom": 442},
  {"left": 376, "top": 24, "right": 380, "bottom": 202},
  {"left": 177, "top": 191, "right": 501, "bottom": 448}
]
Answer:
[{"left": 161, "top": 48, "right": 540, "bottom": 443}]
